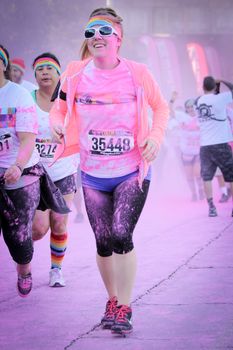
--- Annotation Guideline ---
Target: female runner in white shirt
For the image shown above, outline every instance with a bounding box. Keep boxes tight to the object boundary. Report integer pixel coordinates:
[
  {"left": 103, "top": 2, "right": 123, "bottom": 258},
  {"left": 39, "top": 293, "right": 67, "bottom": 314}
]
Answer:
[{"left": 31, "top": 53, "right": 78, "bottom": 287}]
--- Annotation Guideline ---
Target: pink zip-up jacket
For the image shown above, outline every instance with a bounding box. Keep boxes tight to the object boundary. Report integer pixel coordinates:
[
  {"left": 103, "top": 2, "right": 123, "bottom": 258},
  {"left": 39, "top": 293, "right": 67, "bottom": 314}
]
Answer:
[{"left": 49, "top": 57, "right": 169, "bottom": 184}]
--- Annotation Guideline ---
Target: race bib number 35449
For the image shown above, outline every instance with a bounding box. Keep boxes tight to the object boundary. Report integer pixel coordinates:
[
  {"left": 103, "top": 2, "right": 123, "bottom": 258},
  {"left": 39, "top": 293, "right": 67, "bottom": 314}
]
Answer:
[{"left": 88, "top": 130, "right": 134, "bottom": 156}]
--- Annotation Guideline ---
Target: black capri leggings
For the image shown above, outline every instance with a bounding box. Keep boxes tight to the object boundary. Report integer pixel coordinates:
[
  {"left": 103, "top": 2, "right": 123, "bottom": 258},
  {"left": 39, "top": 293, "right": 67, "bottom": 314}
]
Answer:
[
  {"left": 0, "top": 180, "right": 40, "bottom": 264},
  {"left": 82, "top": 177, "right": 150, "bottom": 257}
]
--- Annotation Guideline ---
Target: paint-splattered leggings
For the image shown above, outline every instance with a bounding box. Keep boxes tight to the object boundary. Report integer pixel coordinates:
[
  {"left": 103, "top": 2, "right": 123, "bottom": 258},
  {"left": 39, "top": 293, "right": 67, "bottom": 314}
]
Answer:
[
  {"left": 0, "top": 180, "right": 40, "bottom": 264},
  {"left": 82, "top": 177, "right": 150, "bottom": 257}
]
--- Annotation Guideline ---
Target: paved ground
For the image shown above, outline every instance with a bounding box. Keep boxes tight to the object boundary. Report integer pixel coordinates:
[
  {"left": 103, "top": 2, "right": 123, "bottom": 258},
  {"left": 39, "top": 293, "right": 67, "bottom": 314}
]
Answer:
[{"left": 0, "top": 173, "right": 233, "bottom": 350}]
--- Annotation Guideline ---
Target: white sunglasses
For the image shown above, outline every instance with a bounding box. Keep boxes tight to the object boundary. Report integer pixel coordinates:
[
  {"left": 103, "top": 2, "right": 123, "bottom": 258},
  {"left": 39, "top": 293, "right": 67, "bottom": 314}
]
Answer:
[{"left": 84, "top": 25, "right": 118, "bottom": 39}]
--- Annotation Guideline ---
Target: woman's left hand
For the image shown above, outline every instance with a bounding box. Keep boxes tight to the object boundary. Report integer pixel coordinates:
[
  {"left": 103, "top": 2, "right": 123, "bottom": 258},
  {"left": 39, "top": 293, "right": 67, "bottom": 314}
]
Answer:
[{"left": 140, "top": 138, "right": 159, "bottom": 162}]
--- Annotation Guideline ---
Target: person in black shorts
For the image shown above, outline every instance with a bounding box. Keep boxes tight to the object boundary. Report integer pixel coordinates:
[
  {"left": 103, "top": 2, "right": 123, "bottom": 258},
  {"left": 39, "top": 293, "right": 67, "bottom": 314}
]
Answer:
[{"left": 196, "top": 76, "right": 233, "bottom": 217}]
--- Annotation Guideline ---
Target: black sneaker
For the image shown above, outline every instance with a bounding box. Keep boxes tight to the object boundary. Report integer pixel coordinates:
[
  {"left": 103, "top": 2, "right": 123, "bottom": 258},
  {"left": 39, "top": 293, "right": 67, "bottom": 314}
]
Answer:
[
  {"left": 17, "top": 273, "right": 32, "bottom": 297},
  {"left": 219, "top": 193, "right": 229, "bottom": 203},
  {"left": 111, "top": 305, "right": 133, "bottom": 335},
  {"left": 209, "top": 206, "right": 217, "bottom": 217},
  {"left": 101, "top": 296, "right": 118, "bottom": 329}
]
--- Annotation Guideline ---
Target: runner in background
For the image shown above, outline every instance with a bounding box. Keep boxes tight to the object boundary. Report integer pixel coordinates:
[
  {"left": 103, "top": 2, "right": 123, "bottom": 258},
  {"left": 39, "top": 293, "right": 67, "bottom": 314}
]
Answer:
[
  {"left": 10, "top": 58, "right": 38, "bottom": 92},
  {"left": 169, "top": 92, "right": 204, "bottom": 201},
  {"left": 179, "top": 99, "right": 204, "bottom": 201},
  {"left": 196, "top": 76, "right": 233, "bottom": 217},
  {"left": 0, "top": 45, "right": 40, "bottom": 297}
]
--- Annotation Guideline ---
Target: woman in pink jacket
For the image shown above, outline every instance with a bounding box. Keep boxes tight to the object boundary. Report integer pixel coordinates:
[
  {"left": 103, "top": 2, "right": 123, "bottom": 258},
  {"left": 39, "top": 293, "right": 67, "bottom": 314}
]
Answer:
[{"left": 50, "top": 7, "right": 169, "bottom": 335}]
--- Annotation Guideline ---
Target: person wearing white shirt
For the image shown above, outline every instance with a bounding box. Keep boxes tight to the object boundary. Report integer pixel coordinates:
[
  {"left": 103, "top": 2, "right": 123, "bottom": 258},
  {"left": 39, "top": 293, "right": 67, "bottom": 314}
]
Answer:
[
  {"left": 196, "top": 76, "right": 233, "bottom": 217},
  {"left": 10, "top": 57, "right": 38, "bottom": 93},
  {"left": 0, "top": 45, "right": 40, "bottom": 298}
]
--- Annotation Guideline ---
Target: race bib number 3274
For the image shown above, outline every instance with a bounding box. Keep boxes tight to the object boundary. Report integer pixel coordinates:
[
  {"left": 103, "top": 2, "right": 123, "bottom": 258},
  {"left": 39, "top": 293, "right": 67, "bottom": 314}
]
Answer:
[
  {"left": 88, "top": 129, "right": 134, "bottom": 156},
  {"left": 35, "top": 139, "right": 57, "bottom": 162}
]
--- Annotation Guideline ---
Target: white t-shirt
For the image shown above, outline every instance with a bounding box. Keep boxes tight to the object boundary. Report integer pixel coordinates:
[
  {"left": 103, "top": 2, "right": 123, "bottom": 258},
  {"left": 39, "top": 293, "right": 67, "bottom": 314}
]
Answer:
[
  {"left": 33, "top": 93, "right": 78, "bottom": 182},
  {"left": 21, "top": 80, "right": 38, "bottom": 93},
  {"left": 167, "top": 110, "right": 194, "bottom": 150},
  {"left": 179, "top": 116, "right": 200, "bottom": 155},
  {"left": 0, "top": 81, "right": 39, "bottom": 189},
  {"left": 0, "top": 81, "right": 39, "bottom": 168},
  {"left": 196, "top": 91, "right": 233, "bottom": 146}
]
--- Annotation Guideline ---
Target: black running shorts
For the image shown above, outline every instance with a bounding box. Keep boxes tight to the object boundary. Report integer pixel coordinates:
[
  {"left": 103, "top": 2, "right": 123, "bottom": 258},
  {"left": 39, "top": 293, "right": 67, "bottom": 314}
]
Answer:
[{"left": 200, "top": 143, "right": 233, "bottom": 182}]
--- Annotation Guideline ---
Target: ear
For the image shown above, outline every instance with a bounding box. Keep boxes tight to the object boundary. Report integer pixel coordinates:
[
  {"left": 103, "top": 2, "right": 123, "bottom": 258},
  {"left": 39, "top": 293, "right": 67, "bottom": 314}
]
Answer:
[{"left": 116, "top": 36, "right": 122, "bottom": 48}]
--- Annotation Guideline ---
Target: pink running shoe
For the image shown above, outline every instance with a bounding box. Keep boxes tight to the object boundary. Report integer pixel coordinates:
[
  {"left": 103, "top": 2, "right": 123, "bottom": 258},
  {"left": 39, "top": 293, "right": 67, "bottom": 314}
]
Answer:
[
  {"left": 101, "top": 296, "right": 118, "bottom": 329},
  {"left": 111, "top": 305, "right": 133, "bottom": 335}
]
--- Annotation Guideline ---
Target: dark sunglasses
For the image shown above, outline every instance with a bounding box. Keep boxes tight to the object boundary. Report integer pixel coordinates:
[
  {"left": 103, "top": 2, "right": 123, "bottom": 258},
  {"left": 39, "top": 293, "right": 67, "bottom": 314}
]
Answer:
[{"left": 84, "top": 25, "right": 118, "bottom": 39}]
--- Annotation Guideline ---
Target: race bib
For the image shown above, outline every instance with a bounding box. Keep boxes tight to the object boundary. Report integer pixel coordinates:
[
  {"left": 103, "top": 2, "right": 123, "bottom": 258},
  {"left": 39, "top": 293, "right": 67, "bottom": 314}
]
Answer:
[
  {"left": 88, "top": 130, "right": 134, "bottom": 156},
  {"left": 0, "top": 133, "right": 13, "bottom": 155},
  {"left": 36, "top": 138, "right": 57, "bottom": 162}
]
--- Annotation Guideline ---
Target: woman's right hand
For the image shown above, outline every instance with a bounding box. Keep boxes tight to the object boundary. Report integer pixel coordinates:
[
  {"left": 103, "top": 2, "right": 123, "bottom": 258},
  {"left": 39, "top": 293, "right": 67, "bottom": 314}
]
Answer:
[
  {"left": 4, "top": 164, "right": 22, "bottom": 184},
  {"left": 51, "top": 124, "right": 66, "bottom": 144}
]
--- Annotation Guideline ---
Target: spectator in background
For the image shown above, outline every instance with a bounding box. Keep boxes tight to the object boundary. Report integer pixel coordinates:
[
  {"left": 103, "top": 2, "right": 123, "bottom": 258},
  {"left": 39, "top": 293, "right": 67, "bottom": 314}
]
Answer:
[{"left": 10, "top": 58, "right": 37, "bottom": 92}]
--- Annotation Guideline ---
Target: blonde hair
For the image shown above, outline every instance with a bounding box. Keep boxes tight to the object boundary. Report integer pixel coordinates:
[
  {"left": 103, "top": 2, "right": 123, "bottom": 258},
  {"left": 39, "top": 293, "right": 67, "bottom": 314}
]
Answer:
[{"left": 80, "top": 7, "right": 123, "bottom": 60}]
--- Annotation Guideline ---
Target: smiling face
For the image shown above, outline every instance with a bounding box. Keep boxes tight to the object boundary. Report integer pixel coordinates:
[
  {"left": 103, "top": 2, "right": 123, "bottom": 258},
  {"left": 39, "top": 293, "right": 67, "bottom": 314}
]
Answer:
[
  {"left": 35, "top": 65, "right": 59, "bottom": 88},
  {"left": 86, "top": 24, "right": 122, "bottom": 59}
]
